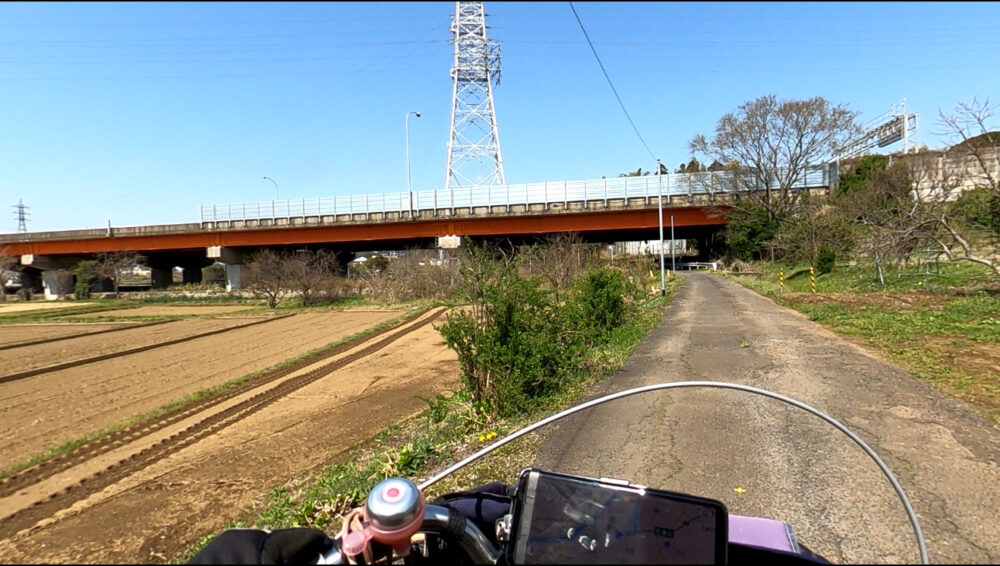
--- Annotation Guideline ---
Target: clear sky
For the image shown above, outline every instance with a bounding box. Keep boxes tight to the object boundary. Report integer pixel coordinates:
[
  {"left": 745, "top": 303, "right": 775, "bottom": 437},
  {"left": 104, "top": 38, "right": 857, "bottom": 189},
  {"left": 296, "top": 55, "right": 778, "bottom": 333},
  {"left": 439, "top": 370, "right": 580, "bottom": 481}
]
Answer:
[{"left": 2, "top": 1, "right": 997, "bottom": 233}]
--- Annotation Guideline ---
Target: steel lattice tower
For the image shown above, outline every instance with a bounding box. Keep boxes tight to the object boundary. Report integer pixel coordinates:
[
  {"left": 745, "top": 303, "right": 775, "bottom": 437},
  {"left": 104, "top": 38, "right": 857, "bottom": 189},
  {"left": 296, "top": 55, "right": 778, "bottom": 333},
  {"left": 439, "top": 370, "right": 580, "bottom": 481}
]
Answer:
[
  {"left": 12, "top": 199, "right": 29, "bottom": 232},
  {"left": 445, "top": 1, "right": 505, "bottom": 193}
]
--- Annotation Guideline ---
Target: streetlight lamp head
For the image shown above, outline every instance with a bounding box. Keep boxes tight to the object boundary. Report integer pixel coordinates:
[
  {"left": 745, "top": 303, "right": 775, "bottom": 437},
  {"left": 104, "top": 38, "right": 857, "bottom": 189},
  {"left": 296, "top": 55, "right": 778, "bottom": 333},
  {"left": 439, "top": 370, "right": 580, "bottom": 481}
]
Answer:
[{"left": 415, "top": 112, "right": 421, "bottom": 118}]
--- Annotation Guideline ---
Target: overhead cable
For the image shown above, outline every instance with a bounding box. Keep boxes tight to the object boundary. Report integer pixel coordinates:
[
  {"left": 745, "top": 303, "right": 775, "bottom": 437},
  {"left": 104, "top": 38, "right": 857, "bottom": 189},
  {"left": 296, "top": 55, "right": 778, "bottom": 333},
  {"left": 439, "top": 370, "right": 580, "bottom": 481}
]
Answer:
[{"left": 568, "top": 1, "right": 656, "bottom": 161}]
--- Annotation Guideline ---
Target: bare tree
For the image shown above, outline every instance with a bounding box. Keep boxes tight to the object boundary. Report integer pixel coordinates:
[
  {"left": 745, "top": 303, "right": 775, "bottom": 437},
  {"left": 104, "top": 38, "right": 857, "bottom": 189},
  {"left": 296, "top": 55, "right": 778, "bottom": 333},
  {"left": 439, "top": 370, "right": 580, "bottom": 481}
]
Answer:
[
  {"left": 690, "top": 95, "right": 861, "bottom": 221},
  {"left": 284, "top": 249, "right": 340, "bottom": 306},
  {"left": 834, "top": 99, "right": 999, "bottom": 278},
  {"left": 245, "top": 249, "right": 294, "bottom": 308},
  {"left": 353, "top": 249, "right": 462, "bottom": 303},
  {"left": 352, "top": 254, "right": 394, "bottom": 301},
  {"left": 918, "top": 98, "right": 1000, "bottom": 276},
  {"left": 775, "top": 194, "right": 856, "bottom": 266},
  {"left": 386, "top": 250, "right": 461, "bottom": 301},
  {"left": 96, "top": 251, "right": 144, "bottom": 298},
  {"left": 524, "top": 232, "right": 585, "bottom": 302},
  {"left": 837, "top": 157, "right": 925, "bottom": 270}
]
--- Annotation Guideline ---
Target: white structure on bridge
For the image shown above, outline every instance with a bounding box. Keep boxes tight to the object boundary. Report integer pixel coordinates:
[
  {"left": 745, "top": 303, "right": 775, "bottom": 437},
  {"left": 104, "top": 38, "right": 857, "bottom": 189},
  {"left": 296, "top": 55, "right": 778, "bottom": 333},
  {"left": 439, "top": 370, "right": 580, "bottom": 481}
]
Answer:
[{"left": 200, "top": 165, "right": 836, "bottom": 223}]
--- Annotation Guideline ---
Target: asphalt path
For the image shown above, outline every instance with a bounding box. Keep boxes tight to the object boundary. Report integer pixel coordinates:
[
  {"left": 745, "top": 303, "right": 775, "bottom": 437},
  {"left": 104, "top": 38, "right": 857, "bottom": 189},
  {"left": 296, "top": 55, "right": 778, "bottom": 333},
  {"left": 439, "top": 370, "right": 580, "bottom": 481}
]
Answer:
[{"left": 536, "top": 273, "right": 1000, "bottom": 564}]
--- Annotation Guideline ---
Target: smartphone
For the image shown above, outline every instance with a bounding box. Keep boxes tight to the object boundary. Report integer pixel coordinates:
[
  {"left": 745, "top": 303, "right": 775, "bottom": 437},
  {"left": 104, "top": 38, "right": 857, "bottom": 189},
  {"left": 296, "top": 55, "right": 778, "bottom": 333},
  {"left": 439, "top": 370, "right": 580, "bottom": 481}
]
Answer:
[{"left": 508, "top": 468, "right": 728, "bottom": 565}]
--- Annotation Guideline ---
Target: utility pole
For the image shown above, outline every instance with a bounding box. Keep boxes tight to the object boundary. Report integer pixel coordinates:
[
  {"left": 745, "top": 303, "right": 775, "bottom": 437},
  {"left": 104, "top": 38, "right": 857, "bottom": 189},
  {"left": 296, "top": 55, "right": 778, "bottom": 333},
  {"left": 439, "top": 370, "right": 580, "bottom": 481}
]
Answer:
[
  {"left": 656, "top": 159, "right": 666, "bottom": 296},
  {"left": 406, "top": 111, "right": 421, "bottom": 218},
  {"left": 670, "top": 215, "right": 676, "bottom": 273}
]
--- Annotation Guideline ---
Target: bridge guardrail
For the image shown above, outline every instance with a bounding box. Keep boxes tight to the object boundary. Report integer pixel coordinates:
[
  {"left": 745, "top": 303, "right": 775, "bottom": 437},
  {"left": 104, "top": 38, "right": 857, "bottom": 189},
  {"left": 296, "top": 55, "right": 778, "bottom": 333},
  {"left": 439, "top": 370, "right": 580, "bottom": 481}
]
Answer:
[{"left": 199, "top": 165, "right": 832, "bottom": 223}]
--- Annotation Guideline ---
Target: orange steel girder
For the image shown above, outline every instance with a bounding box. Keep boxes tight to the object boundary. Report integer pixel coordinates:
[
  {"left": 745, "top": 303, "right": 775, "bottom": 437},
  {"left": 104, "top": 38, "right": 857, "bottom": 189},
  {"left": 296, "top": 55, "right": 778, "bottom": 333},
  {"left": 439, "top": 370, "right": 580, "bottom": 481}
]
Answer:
[{"left": 4, "top": 207, "right": 727, "bottom": 257}]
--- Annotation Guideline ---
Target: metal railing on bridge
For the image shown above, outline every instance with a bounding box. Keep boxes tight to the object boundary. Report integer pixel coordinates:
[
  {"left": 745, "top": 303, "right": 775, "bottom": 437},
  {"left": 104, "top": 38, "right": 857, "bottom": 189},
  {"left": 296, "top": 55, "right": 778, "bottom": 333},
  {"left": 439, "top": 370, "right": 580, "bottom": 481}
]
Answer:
[{"left": 200, "top": 164, "right": 833, "bottom": 223}]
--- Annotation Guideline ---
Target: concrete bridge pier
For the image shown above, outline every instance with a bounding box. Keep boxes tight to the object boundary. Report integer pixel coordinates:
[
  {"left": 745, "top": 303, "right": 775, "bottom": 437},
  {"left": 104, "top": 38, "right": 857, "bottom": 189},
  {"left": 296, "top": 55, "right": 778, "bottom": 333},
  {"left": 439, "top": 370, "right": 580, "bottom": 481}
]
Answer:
[
  {"left": 207, "top": 246, "right": 248, "bottom": 292},
  {"left": 41, "top": 270, "right": 74, "bottom": 300},
  {"left": 149, "top": 266, "right": 173, "bottom": 289},
  {"left": 146, "top": 252, "right": 215, "bottom": 289},
  {"left": 19, "top": 254, "right": 87, "bottom": 300},
  {"left": 17, "top": 268, "right": 43, "bottom": 297},
  {"left": 694, "top": 228, "right": 727, "bottom": 262},
  {"left": 224, "top": 264, "right": 246, "bottom": 291},
  {"left": 182, "top": 266, "right": 203, "bottom": 284}
]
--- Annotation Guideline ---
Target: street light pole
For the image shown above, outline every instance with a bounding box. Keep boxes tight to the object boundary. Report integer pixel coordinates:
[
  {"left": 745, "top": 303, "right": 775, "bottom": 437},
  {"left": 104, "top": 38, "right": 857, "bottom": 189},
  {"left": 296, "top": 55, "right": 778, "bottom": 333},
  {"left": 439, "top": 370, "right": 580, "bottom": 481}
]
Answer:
[
  {"left": 262, "top": 176, "right": 279, "bottom": 200},
  {"left": 406, "top": 111, "right": 421, "bottom": 218},
  {"left": 671, "top": 214, "right": 676, "bottom": 273},
  {"left": 657, "top": 159, "right": 666, "bottom": 296}
]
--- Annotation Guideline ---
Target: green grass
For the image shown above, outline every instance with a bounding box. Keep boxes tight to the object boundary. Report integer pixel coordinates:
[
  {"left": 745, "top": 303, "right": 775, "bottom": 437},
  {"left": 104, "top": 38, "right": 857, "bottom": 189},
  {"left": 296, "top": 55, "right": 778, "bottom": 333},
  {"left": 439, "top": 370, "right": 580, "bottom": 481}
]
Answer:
[
  {"left": 127, "top": 295, "right": 260, "bottom": 305},
  {"left": 0, "top": 307, "right": 428, "bottom": 480},
  {"left": 737, "top": 260, "right": 996, "bottom": 296},
  {"left": 121, "top": 289, "right": 246, "bottom": 303},
  {"left": 177, "top": 279, "right": 680, "bottom": 562},
  {"left": 790, "top": 295, "right": 1000, "bottom": 343}
]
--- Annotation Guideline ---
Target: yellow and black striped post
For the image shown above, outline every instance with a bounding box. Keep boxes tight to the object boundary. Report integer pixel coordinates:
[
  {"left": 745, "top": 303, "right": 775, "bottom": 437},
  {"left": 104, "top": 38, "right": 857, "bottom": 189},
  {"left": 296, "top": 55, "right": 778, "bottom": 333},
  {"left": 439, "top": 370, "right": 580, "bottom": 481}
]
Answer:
[
  {"left": 809, "top": 266, "right": 817, "bottom": 294},
  {"left": 778, "top": 269, "right": 784, "bottom": 292}
]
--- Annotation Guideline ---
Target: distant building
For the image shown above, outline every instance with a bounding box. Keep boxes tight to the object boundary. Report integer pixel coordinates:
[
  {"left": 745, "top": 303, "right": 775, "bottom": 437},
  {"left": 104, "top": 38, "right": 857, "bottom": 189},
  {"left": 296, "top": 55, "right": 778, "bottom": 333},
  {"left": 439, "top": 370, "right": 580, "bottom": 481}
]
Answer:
[
  {"left": 126, "top": 265, "right": 152, "bottom": 277},
  {"left": 615, "top": 240, "right": 688, "bottom": 256}
]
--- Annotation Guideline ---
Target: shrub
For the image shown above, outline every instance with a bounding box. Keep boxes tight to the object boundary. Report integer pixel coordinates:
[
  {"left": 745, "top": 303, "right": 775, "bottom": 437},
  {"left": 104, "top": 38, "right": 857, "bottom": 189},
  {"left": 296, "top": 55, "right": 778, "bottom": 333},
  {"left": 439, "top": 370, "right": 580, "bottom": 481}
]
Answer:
[
  {"left": 73, "top": 260, "right": 100, "bottom": 299},
  {"left": 817, "top": 245, "right": 837, "bottom": 274},
  {"left": 439, "top": 241, "right": 586, "bottom": 419},
  {"left": 952, "top": 186, "right": 1000, "bottom": 234},
  {"left": 575, "top": 268, "right": 630, "bottom": 340},
  {"left": 725, "top": 204, "right": 780, "bottom": 260}
]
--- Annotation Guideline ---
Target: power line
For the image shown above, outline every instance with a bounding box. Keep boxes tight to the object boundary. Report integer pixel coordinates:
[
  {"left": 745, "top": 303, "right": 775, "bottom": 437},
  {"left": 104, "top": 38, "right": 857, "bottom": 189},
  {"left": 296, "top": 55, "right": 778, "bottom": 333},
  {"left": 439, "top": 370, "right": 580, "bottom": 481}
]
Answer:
[{"left": 568, "top": 1, "right": 655, "bottom": 161}]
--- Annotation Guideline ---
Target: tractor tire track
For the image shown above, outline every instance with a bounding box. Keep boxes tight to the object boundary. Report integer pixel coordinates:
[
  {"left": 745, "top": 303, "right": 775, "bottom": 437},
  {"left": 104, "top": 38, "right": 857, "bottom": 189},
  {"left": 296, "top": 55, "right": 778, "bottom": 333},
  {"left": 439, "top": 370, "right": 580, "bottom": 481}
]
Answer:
[
  {"left": 0, "top": 308, "right": 433, "bottom": 499},
  {"left": 0, "top": 307, "right": 446, "bottom": 536}
]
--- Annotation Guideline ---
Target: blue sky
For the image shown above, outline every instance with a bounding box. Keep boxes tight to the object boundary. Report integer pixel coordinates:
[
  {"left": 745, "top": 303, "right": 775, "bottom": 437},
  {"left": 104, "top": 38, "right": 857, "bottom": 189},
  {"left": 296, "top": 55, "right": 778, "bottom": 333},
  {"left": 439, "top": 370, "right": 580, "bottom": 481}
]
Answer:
[{"left": 2, "top": 1, "right": 997, "bottom": 232}]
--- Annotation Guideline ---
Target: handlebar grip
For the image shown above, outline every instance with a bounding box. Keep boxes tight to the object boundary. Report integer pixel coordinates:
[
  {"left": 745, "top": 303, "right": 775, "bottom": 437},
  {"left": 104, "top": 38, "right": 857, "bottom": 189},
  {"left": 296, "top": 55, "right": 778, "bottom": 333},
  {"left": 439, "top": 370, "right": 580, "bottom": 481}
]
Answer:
[{"left": 444, "top": 506, "right": 470, "bottom": 540}]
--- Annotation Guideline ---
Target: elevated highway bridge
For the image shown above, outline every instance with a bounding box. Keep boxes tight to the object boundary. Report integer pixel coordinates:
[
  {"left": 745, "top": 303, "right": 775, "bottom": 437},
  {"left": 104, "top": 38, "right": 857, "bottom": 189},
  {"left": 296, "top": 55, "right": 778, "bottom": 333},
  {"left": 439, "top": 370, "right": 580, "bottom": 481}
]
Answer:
[{"left": 0, "top": 166, "right": 834, "bottom": 298}]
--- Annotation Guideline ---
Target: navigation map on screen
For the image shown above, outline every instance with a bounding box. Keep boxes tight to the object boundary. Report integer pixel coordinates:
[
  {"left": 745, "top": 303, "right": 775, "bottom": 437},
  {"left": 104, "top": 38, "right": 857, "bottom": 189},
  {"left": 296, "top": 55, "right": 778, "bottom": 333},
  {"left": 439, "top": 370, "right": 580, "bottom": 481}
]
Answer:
[{"left": 513, "top": 471, "right": 722, "bottom": 565}]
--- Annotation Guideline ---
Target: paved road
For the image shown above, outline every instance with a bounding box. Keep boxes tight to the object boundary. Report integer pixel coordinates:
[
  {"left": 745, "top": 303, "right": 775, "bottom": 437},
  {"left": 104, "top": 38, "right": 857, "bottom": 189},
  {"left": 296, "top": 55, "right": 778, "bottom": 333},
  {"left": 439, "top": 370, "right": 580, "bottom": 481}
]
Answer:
[{"left": 536, "top": 273, "right": 1000, "bottom": 564}]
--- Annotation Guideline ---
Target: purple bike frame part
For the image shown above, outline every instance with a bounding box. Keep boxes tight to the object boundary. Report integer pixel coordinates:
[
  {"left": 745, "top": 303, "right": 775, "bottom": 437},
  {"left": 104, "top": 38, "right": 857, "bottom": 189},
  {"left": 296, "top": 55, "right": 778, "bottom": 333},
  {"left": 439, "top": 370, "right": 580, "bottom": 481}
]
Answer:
[{"left": 728, "top": 514, "right": 799, "bottom": 553}]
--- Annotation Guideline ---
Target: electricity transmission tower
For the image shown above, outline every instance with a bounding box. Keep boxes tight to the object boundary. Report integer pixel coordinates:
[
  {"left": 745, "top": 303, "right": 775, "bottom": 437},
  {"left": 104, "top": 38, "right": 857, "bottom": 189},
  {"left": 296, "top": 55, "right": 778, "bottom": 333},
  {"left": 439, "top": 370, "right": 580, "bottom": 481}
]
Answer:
[
  {"left": 444, "top": 1, "right": 506, "bottom": 196},
  {"left": 12, "top": 199, "right": 29, "bottom": 232}
]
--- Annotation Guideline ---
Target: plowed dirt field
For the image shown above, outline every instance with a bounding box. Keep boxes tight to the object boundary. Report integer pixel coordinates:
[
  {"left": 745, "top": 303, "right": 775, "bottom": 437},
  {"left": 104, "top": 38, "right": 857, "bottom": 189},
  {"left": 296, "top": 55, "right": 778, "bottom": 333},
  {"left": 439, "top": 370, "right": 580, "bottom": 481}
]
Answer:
[
  {"left": 1, "top": 317, "right": 269, "bottom": 373},
  {"left": 0, "top": 306, "right": 458, "bottom": 564},
  {"left": 0, "top": 322, "right": 140, "bottom": 347},
  {"left": 0, "top": 309, "right": 404, "bottom": 467}
]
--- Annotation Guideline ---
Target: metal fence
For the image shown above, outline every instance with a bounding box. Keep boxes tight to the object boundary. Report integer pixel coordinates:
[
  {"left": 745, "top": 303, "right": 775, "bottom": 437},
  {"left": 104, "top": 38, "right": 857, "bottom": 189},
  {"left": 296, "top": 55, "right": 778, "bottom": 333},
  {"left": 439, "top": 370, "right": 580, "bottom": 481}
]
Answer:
[{"left": 200, "top": 165, "right": 832, "bottom": 223}]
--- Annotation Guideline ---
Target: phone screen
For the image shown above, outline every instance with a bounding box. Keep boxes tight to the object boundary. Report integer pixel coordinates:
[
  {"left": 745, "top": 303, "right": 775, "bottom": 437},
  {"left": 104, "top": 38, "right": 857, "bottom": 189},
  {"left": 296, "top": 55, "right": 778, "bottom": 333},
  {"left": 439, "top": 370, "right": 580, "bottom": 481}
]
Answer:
[{"left": 512, "top": 470, "right": 727, "bottom": 565}]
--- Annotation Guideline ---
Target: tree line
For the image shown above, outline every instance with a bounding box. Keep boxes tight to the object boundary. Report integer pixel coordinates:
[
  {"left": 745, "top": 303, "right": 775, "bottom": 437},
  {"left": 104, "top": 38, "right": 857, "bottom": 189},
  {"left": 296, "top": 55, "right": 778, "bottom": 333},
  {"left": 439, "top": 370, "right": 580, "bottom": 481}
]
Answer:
[{"left": 618, "top": 94, "right": 999, "bottom": 277}]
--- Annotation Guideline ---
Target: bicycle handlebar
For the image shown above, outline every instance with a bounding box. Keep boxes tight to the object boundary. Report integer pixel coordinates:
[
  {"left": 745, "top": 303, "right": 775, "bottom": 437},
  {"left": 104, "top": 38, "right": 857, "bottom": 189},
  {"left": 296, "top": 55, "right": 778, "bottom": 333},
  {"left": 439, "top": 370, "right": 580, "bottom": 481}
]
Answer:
[{"left": 318, "top": 504, "right": 500, "bottom": 565}]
